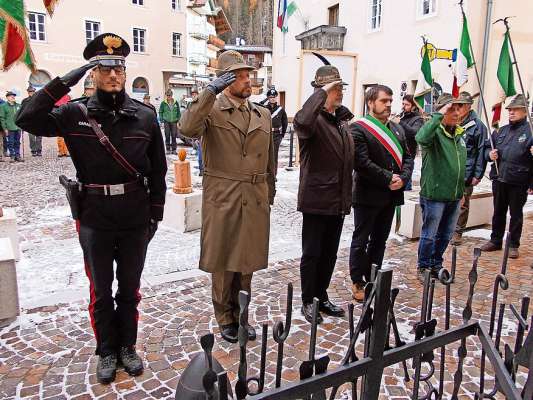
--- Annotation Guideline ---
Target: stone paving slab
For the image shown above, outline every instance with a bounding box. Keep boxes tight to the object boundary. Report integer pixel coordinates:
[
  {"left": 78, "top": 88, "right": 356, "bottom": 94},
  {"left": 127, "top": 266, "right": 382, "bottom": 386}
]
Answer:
[{"left": 1, "top": 217, "right": 532, "bottom": 399}]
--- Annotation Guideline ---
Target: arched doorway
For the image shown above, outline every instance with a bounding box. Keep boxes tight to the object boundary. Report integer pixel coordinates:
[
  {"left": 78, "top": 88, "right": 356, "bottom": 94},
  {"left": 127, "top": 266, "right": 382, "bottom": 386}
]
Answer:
[
  {"left": 132, "top": 77, "right": 149, "bottom": 94},
  {"left": 28, "top": 69, "right": 52, "bottom": 89}
]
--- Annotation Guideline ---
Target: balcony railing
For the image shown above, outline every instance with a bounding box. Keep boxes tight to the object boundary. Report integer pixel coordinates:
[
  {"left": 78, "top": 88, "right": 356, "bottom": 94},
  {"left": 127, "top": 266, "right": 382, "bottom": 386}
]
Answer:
[
  {"left": 207, "top": 35, "right": 225, "bottom": 49},
  {"left": 295, "top": 24, "right": 347, "bottom": 51}
]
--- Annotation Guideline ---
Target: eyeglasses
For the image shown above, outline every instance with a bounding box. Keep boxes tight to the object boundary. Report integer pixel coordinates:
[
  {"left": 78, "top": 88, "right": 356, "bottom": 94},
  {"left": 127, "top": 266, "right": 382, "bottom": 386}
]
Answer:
[{"left": 97, "top": 65, "right": 126, "bottom": 75}]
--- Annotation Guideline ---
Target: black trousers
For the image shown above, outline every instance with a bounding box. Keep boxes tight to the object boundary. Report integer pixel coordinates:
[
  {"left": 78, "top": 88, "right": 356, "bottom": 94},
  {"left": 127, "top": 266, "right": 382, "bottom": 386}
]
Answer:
[
  {"left": 349, "top": 203, "right": 395, "bottom": 284},
  {"left": 163, "top": 121, "right": 178, "bottom": 151},
  {"left": 273, "top": 133, "right": 284, "bottom": 176},
  {"left": 490, "top": 181, "right": 528, "bottom": 248},
  {"left": 78, "top": 224, "right": 149, "bottom": 356},
  {"left": 300, "top": 213, "right": 344, "bottom": 304}
]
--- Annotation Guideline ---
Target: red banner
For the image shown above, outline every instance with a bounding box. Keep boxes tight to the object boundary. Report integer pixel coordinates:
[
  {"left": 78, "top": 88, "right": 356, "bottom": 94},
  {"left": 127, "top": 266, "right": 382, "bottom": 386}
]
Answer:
[{"left": 43, "top": 0, "right": 59, "bottom": 16}]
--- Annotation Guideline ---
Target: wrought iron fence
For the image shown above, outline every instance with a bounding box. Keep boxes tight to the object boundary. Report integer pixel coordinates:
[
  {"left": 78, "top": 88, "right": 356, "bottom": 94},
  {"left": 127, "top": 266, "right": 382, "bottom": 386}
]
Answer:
[{"left": 176, "top": 234, "right": 533, "bottom": 400}]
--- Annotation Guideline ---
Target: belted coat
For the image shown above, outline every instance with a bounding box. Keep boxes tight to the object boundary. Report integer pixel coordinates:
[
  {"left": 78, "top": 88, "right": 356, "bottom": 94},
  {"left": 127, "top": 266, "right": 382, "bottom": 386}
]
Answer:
[{"left": 179, "top": 90, "right": 275, "bottom": 274}]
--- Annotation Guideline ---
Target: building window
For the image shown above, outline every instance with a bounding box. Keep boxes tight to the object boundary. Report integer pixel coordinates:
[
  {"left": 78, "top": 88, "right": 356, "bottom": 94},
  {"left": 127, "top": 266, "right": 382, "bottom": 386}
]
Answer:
[
  {"left": 132, "top": 0, "right": 144, "bottom": 5},
  {"left": 419, "top": 0, "right": 437, "bottom": 17},
  {"left": 328, "top": 4, "right": 339, "bottom": 26},
  {"left": 172, "top": 33, "right": 182, "bottom": 56},
  {"left": 171, "top": 0, "right": 181, "bottom": 11},
  {"left": 133, "top": 28, "right": 146, "bottom": 53},
  {"left": 28, "top": 12, "right": 46, "bottom": 42},
  {"left": 85, "top": 21, "right": 101, "bottom": 44},
  {"left": 132, "top": 77, "right": 149, "bottom": 94},
  {"left": 369, "top": 0, "right": 382, "bottom": 31}
]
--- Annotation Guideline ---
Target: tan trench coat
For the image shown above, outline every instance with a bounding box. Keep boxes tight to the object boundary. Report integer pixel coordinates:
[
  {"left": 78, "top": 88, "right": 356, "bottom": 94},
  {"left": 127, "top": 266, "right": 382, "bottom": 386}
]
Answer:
[{"left": 179, "top": 90, "right": 275, "bottom": 274}]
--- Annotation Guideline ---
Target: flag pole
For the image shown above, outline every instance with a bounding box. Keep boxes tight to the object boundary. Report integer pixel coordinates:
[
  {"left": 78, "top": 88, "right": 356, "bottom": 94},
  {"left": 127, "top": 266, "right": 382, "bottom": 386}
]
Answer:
[
  {"left": 458, "top": 2, "right": 495, "bottom": 151},
  {"left": 458, "top": 2, "right": 498, "bottom": 176},
  {"left": 497, "top": 17, "right": 533, "bottom": 133}
]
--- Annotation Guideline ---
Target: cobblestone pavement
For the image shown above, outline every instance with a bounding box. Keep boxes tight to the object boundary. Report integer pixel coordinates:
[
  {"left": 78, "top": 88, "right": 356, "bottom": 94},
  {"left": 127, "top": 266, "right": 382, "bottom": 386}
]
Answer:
[
  {"left": 1, "top": 132, "right": 532, "bottom": 399},
  {"left": 1, "top": 134, "right": 357, "bottom": 308},
  {"left": 0, "top": 213, "right": 532, "bottom": 398}
]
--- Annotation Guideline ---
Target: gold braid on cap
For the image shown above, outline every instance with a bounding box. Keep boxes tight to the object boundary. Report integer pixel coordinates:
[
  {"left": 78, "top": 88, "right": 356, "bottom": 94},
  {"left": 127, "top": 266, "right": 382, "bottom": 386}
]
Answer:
[{"left": 103, "top": 35, "right": 123, "bottom": 55}]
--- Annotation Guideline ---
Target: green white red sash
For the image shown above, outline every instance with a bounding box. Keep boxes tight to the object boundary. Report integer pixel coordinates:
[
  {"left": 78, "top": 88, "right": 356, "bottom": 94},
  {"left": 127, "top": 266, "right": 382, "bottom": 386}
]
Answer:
[{"left": 355, "top": 115, "right": 404, "bottom": 169}]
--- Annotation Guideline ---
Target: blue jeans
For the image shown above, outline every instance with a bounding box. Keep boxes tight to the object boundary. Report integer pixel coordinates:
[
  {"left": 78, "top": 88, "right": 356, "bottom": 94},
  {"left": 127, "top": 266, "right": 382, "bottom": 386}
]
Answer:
[
  {"left": 7, "top": 130, "right": 21, "bottom": 158},
  {"left": 417, "top": 197, "right": 461, "bottom": 270}
]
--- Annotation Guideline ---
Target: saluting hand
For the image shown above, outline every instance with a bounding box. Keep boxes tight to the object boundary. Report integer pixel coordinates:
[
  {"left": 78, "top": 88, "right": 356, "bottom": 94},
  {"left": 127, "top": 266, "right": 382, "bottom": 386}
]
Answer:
[
  {"left": 206, "top": 72, "right": 236, "bottom": 95},
  {"left": 60, "top": 62, "right": 97, "bottom": 88},
  {"left": 321, "top": 80, "right": 342, "bottom": 93}
]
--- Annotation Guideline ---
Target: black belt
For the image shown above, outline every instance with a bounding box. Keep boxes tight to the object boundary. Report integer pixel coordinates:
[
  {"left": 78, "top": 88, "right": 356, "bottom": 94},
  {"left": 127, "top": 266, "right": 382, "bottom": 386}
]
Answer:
[{"left": 84, "top": 181, "right": 144, "bottom": 196}]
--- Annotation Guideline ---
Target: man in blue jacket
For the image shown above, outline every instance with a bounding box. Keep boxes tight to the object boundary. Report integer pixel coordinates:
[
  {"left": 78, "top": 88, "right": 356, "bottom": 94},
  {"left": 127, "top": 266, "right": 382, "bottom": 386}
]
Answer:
[
  {"left": 452, "top": 92, "right": 487, "bottom": 244},
  {"left": 481, "top": 94, "right": 533, "bottom": 259}
]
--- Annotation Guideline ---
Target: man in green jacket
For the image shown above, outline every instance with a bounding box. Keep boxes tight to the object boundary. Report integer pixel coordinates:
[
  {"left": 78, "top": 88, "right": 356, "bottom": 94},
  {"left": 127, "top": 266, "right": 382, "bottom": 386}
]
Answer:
[
  {"left": 0, "top": 91, "right": 23, "bottom": 162},
  {"left": 159, "top": 89, "right": 181, "bottom": 154},
  {"left": 416, "top": 93, "right": 467, "bottom": 277}
]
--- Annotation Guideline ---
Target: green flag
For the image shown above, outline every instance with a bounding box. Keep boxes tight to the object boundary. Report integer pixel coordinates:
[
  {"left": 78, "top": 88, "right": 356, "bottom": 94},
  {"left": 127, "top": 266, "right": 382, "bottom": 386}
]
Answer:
[
  {"left": 0, "top": 0, "right": 35, "bottom": 70},
  {"left": 414, "top": 41, "right": 433, "bottom": 108},
  {"left": 497, "top": 31, "right": 516, "bottom": 97}
]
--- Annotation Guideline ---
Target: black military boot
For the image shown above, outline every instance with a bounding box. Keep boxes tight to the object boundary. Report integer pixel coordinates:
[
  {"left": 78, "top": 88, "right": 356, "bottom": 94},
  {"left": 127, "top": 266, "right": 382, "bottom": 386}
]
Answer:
[
  {"left": 96, "top": 353, "right": 117, "bottom": 384},
  {"left": 119, "top": 346, "right": 144, "bottom": 376}
]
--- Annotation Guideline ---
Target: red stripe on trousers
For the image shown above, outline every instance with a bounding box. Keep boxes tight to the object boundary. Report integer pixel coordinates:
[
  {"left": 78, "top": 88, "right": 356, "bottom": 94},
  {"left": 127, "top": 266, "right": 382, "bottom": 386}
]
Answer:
[{"left": 83, "top": 260, "right": 99, "bottom": 344}]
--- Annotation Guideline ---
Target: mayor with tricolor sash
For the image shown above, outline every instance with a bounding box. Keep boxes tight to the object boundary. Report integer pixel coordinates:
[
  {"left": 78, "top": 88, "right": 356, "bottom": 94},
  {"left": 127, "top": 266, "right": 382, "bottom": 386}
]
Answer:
[{"left": 349, "top": 85, "right": 414, "bottom": 302}]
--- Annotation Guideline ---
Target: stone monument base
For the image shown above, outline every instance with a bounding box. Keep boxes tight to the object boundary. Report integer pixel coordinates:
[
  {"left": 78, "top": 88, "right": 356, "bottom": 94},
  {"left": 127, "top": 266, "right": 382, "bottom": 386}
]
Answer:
[
  {"left": 161, "top": 189, "right": 202, "bottom": 233},
  {"left": 0, "top": 208, "right": 19, "bottom": 261},
  {"left": 396, "top": 191, "right": 494, "bottom": 239},
  {"left": 0, "top": 237, "right": 19, "bottom": 323}
]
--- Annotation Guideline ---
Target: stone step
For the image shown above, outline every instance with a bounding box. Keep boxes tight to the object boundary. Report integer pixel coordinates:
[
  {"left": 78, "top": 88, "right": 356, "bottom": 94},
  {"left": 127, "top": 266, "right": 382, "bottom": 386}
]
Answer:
[{"left": 0, "top": 237, "right": 20, "bottom": 323}]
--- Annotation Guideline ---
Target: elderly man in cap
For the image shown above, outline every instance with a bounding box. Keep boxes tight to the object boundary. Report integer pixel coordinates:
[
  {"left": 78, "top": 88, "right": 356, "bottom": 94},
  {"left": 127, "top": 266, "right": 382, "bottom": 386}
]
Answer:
[
  {"left": 415, "top": 93, "right": 466, "bottom": 277},
  {"left": 452, "top": 92, "right": 488, "bottom": 245},
  {"left": 294, "top": 66, "right": 354, "bottom": 321},
  {"left": 180, "top": 50, "right": 275, "bottom": 343},
  {"left": 0, "top": 91, "right": 22, "bottom": 162},
  {"left": 21, "top": 85, "right": 42, "bottom": 157},
  {"left": 262, "top": 87, "right": 288, "bottom": 176},
  {"left": 481, "top": 94, "right": 533, "bottom": 258},
  {"left": 159, "top": 89, "right": 181, "bottom": 153},
  {"left": 16, "top": 33, "right": 167, "bottom": 384},
  {"left": 349, "top": 85, "right": 414, "bottom": 302}
]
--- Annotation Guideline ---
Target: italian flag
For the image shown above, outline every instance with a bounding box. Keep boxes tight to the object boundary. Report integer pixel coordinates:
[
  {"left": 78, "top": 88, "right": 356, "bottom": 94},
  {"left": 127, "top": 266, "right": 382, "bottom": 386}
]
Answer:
[
  {"left": 452, "top": 11, "right": 474, "bottom": 97},
  {"left": 492, "top": 31, "right": 516, "bottom": 127},
  {"left": 0, "top": 0, "right": 35, "bottom": 71},
  {"left": 356, "top": 115, "right": 404, "bottom": 169},
  {"left": 414, "top": 40, "right": 433, "bottom": 108},
  {"left": 277, "top": 0, "right": 297, "bottom": 33}
]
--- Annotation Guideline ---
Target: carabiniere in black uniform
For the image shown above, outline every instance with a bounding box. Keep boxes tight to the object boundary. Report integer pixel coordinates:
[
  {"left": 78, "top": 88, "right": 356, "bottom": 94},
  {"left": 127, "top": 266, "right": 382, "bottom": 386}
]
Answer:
[
  {"left": 16, "top": 33, "right": 167, "bottom": 384},
  {"left": 261, "top": 87, "right": 288, "bottom": 174}
]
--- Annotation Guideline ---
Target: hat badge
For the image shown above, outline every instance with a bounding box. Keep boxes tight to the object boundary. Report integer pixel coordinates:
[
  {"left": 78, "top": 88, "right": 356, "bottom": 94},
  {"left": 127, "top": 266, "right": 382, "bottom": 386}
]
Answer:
[{"left": 103, "top": 35, "right": 122, "bottom": 55}]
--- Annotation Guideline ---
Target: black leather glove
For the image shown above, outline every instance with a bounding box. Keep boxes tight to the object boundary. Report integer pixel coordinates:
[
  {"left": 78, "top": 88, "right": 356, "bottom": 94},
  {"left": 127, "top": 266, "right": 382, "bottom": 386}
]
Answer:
[
  {"left": 206, "top": 72, "right": 236, "bottom": 95},
  {"left": 60, "top": 63, "right": 96, "bottom": 88},
  {"left": 148, "top": 219, "right": 159, "bottom": 242}
]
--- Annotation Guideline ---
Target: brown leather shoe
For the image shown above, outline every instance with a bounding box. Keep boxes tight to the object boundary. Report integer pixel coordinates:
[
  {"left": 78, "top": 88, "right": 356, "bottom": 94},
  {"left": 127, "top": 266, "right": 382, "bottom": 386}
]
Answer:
[
  {"left": 480, "top": 241, "right": 501, "bottom": 252},
  {"left": 508, "top": 247, "right": 519, "bottom": 259},
  {"left": 352, "top": 282, "right": 365, "bottom": 303}
]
